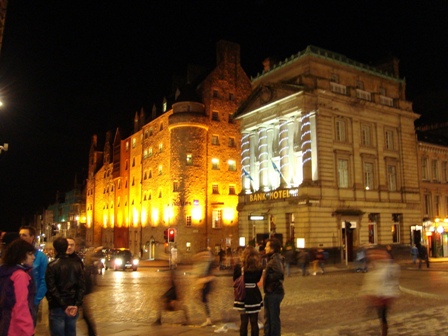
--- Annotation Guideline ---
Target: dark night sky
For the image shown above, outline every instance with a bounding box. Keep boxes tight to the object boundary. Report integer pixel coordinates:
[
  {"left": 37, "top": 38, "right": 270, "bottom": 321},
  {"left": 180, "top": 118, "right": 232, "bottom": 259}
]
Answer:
[{"left": 0, "top": 1, "right": 447, "bottom": 231}]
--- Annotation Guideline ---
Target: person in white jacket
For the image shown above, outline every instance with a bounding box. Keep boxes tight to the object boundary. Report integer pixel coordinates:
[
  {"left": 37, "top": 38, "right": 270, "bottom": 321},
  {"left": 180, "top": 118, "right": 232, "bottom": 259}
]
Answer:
[{"left": 361, "top": 248, "right": 400, "bottom": 336}]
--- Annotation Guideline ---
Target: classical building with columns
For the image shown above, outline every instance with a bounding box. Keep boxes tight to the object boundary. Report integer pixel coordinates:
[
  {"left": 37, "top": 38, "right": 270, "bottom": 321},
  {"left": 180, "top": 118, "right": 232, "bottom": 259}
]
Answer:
[{"left": 234, "top": 46, "right": 421, "bottom": 261}]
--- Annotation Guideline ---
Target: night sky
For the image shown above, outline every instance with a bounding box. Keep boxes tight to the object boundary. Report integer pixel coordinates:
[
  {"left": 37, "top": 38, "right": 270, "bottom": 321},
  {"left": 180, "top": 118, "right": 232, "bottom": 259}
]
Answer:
[{"left": 0, "top": 1, "right": 447, "bottom": 231}]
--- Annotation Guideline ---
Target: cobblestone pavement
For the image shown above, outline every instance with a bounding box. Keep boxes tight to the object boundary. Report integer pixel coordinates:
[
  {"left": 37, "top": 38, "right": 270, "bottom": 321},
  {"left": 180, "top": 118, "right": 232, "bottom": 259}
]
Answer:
[{"left": 35, "top": 262, "right": 448, "bottom": 335}]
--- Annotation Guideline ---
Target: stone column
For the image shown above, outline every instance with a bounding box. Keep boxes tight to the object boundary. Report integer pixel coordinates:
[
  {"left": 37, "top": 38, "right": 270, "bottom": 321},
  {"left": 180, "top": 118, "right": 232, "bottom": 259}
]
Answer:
[{"left": 257, "top": 127, "right": 269, "bottom": 191}]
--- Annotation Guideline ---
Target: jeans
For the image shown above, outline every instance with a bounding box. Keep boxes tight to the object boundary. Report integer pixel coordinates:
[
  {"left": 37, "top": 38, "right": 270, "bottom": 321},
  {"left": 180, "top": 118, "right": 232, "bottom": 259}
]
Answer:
[
  {"left": 264, "top": 292, "right": 284, "bottom": 336},
  {"left": 49, "top": 307, "right": 79, "bottom": 336}
]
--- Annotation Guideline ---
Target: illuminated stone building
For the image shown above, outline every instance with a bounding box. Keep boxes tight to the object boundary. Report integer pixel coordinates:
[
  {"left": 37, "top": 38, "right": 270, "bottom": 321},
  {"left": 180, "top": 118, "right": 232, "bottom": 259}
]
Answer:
[
  {"left": 416, "top": 125, "right": 448, "bottom": 257},
  {"left": 234, "top": 46, "right": 421, "bottom": 261},
  {"left": 86, "top": 41, "right": 252, "bottom": 261}
]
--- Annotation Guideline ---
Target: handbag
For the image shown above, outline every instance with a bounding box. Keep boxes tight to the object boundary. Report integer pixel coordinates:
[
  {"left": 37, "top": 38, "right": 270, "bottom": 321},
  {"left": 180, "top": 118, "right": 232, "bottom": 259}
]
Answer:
[{"left": 233, "top": 267, "right": 246, "bottom": 301}]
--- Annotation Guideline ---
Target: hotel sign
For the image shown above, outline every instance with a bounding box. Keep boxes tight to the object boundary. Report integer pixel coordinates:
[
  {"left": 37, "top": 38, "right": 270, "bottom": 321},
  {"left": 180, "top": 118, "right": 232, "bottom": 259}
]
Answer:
[{"left": 249, "top": 189, "right": 298, "bottom": 202}]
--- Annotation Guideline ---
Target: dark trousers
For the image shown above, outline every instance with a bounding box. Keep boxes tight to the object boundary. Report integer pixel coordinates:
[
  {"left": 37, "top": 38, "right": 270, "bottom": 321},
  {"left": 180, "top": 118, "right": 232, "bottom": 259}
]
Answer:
[
  {"left": 240, "top": 313, "right": 259, "bottom": 336},
  {"left": 418, "top": 256, "right": 429, "bottom": 268},
  {"left": 263, "top": 293, "right": 284, "bottom": 336}
]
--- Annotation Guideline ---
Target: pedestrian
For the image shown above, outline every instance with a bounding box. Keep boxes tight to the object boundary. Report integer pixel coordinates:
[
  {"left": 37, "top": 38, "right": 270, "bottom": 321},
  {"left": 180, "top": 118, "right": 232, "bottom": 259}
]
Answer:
[
  {"left": 68, "top": 238, "right": 97, "bottom": 336},
  {"left": 283, "top": 246, "right": 295, "bottom": 277},
  {"left": 263, "top": 238, "right": 284, "bottom": 336},
  {"left": 46, "top": 237, "right": 86, "bottom": 336},
  {"left": 386, "top": 245, "right": 393, "bottom": 259},
  {"left": 417, "top": 243, "right": 429, "bottom": 269},
  {"left": 0, "top": 239, "right": 36, "bottom": 336},
  {"left": 355, "top": 245, "right": 367, "bottom": 272},
  {"left": 362, "top": 248, "right": 400, "bottom": 336},
  {"left": 232, "top": 246, "right": 264, "bottom": 336},
  {"left": 313, "top": 249, "right": 325, "bottom": 275},
  {"left": 193, "top": 247, "right": 215, "bottom": 327},
  {"left": 19, "top": 225, "right": 48, "bottom": 325},
  {"left": 153, "top": 269, "right": 190, "bottom": 326},
  {"left": 410, "top": 244, "right": 418, "bottom": 265},
  {"left": 296, "top": 249, "right": 310, "bottom": 276}
]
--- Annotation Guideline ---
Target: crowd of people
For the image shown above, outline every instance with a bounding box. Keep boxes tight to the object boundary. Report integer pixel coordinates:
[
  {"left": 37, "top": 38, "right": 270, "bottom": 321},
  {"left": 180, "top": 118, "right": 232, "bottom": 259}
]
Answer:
[{"left": 0, "top": 226, "right": 435, "bottom": 336}]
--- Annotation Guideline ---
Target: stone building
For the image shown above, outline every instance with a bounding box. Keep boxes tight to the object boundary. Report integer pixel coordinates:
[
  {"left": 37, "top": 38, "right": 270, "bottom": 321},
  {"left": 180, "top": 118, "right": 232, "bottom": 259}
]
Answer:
[
  {"left": 85, "top": 41, "right": 252, "bottom": 262},
  {"left": 234, "top": 46, "right": 421, "bottom": 262}
]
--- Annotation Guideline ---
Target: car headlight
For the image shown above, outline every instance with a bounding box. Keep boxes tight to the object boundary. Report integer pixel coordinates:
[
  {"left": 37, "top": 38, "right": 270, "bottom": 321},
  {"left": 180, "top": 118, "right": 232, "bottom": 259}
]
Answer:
[
  {"left": 133, "top": 259, "right": 139, "bottom": 265},
  {"left": 114, "top": 258, "right": 123, "bottom": 266}
]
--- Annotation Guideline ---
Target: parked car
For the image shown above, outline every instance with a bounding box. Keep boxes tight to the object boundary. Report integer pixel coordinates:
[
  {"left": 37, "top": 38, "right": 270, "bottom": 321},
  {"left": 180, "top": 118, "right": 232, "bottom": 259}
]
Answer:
[{"left": 104, "top": 248, "right": 139, "bottom": 271}]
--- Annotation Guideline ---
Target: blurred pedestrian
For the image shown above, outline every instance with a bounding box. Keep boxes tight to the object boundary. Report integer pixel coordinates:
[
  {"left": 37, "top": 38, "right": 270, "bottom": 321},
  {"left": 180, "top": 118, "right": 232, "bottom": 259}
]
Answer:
[
  {"left": 19, "top": 225, "right": 48, "bottom": 325},
  {"left": 153, "top": 269, "right": 189, "bottom": 326},
  {"left": 296, "top": 249, "right": 310, "bottom": 276},
  {"left": 46, "top": 237, "right": 86, "bottom": 336},
  {"left": 0, "top": 239, "right": 36, "bottom": 336},
  {"left": 386, "top": 245, "right": 393, "bottom": 259},
  {"left": 410, "top": 244, "right": 418, "bottom": 265},
  {"left": 283, "top": 246, "right": 294, "bottom": 277},
  {"left": 263, "top": 238, "right": 284, "bottom": 336},
  {"left": 362, "top": 248, "right": 400, "bottom": 336},
  {"left": 71, "top": 240, "right": 98, "bottom": 336},
  {"left": 313, "top": 249, "right": 325, "bottom": 275},
  {"left": 233, "top": 246, "right": 264, "bottom": 336},
  {"left": 193, "top": 247, "right": 215, "bottom": 327},
  {"left": 417, "top": 243, "right": 429, "bottom": 269},
  {"left": 355, "top": 245, "right": 367, "bottom": 272}
]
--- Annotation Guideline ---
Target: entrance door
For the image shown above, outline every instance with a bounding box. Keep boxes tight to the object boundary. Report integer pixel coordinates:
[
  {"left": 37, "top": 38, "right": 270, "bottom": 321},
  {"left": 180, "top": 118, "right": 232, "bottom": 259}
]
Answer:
[
  {"left": 342, "top": 228, "right": 354, "bottom": 262},
  {"left": 149, "top": 238, "right": 155, "bottom": 260}
]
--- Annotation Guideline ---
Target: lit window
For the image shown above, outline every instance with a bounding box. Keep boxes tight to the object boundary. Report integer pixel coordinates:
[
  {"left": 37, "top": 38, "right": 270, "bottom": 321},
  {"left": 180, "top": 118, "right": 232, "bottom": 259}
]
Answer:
[
  {"left": 338, "top": 159, "right": 349, "bottom": 188},
  {"left": 149, "top": 170, "right": 152, "bottom": 178},
  {"left": 158, "top": 190, "right": 162, "bottom": 198},
  {"left": 159, "top": 143, "right": 163, "bottom": 153},
  {"left": 186, "top": 154, "right": 193, "bottom": 166},
  {"left": 126, "top": 142, "right": 129, "bottom": 151},
  {"left": 212, "top": 184, "right": 219, "bottom": 194},
  {"left": 132, "top": 138, "right": 136, "bottom": 148},
  {"left": 391, "top": 213, "right": 401, "bottom": 243},
  {"left": 212, "top": 135, "right": 219, "bottom": 145},
  {"left": 160, "top": 123, "right": 163, "bottom": 131},
  {"left": 186, "top": 216, "right": 192, "bottom": 227},
  {"left": 212, "top": 210, "right": 222, "bottom": 228},
  {"left": 361, "top": 124, "right": 371, "bottom": 146},
  {"left": 173, "top": 181, "right": 179, "bottom": 192},
  {"left": 364, "top": 162, "right": 374, "bottom": 190},
  {"left": 149, "top": 148, "right": 153, "bottom": 157},
  {"left": 149, "top": 128, "right": 153, "bottom": 136},
  {"left": 158, "top": 165, "right": 162, "bottom": 175},
  {"left": 335, "top": 118, "right": 346, "bottom": 142},
  {"left": 144, "top": 150, "right": 148, "bottom": 159},
  {"left": 228, "top": 160, "right": 236, "bottom": 171},
  {"left": 212, "top": 158, "right": 220, "bottom": 170}
]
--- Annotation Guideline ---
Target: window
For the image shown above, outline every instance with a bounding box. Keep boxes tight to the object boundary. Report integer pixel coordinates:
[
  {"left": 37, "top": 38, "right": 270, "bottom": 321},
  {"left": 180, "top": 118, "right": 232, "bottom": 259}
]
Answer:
[
  {"left": 424, "top": 194, "right": 432, "bottom": 216},
  {"left": 149, "top": 128, "right": 153, "bottom": 136},
  {"left": 132, "top": 138, "right": 136, "bottom": 148},
  {"left": 132, "top": 158, "right": 135, "bottom": 167},
  {"left": 361, "top": 124, "right": 371, "bottom": 146},
  {"left": 212, "top": 158, "right": 220, "bottom": 170},
  {"left": 228, "top": 160, "right": 236, "bottom": 171},
  {"left": 337, "top": 159, "right": 349, "bottom": 188},
  {"left": 186, "top": 216, "right": 192, "bottom": 227},
  {"left": 213, "top": 90, "right": 219, "bottom": 98},
  {"left": 126, "top": 142, "right": 129, "bottom": 151},
  {"left": 143, "top": 149, "right": 148, "bottom": 159},
  {"left": 379, "top": 87, "right": 386, "bottom": 96},
  {"left": 212, "top": 184, "right": 219, "bottom": 194},
  {"left": 380, "top": 95, "right": 394, "bottom": 106},
  {"left": 186, "top": 154, "right": 193, "bottom": 166},
  {"left": 385, "top": 130, "right": 394, "bottom": 150},
  {"left": 335, "top": 118, "right": 346, "bottom": 142},
  {"left": 211, "top": 135, "right": 219, "bottom": 145},
  {"left": 229, "top": 185, "right": 236, "bottom": 195},
  {"left": 212, "top": 210, "right": 222, "bottom": 228},
  {"left": 159, "top": 143, "right": 163, "bottom": 153},
  {"left": 212, "top": 111, "right": 220, "bottom": 121},
  {"left": 356, "top": 80, "right": 364, "bottom": 90},
  {"left": 391, "top": 213, "right": 401, "bottom": 243},
  {"left": 356, "top": 89, "right": 371, "bottom": 101},
  {"left": 149, "top": 170, "right": 152, "bottom": 178},
  {"left": 364, "top": 162, "right": 374, "bottom": 190},
  {"left": 435, "top": 196, "right": 440, "bottom": 217},
  {"left": 144, "top": 130, "right": 149, "bottom": 139},
  {"left": 432, "top": 160, "right": 439, "bottom": 181},
  {"left": 330, "top": 82, "right": 347, "bottom": 95},
  {"left": 330, "top": 74, "right": 339, "bottom": 82},
  {"left": 148, "top": 192, "right": 152, "bottom": 200},
  {"left": 132, "top": 177, "right": 135, "bottom": 186},
  {"left": 228, "top": 137, "right": 236, "bottom": 147},
  {"left": 443, "top": 162, "right": 448, "bottom": 182},
  {"left": 118, "top": 180, "right": 121, "bottom": 189},
  {"left": 387, "top": 165, "right": 397, "bottom": 191},
  {"left": 149, "top": 147, "right": 153, "bottom": 157},
  {"left": 173, "top": 181, "right": 179, "bottom": 192},
  {"left": 160, "top": 123, "right": 163, "bottom": 131},
  {"left": 229, "top": 93, "right": 235, "bottom": 101},
  {"left": 158, "top": 165, "right": 162, "bottom": 175},
  {"left": 125, "top": 161, "right": 128, "bottom": 170},
  {"left": 422, "top": 158, "right": 429, "bottom": 180}
]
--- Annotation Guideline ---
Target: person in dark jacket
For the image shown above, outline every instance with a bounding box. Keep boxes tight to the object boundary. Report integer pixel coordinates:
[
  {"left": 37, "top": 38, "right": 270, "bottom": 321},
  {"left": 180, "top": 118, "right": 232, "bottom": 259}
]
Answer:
[
  {"left": 233, "top": 246, "right": 264, "bottom": 336},
  {"left": 263, "top": 238, "right": 284, "bottom": 336},
  {"left": 46, "top": 237, "right": 86, "bottom": 336},
  {"left": 417, "top": 243, "right": 429, "bottom": 269},
  {"left": 0, "top": 238, "right": 36, "bottom": 336}
]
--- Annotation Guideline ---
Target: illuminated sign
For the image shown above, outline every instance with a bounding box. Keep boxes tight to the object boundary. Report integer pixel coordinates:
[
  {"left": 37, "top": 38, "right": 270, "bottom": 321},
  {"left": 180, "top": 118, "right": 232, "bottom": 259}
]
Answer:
[{"left": 249, "top": 189, "right": 298, "bottom": 202}]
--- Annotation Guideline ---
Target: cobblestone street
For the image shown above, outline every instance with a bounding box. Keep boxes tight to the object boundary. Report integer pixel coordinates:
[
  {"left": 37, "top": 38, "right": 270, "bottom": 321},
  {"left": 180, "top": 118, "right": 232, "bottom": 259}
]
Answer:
[{"left": 36, "top": 263, "right": 448, "bottom": 335}]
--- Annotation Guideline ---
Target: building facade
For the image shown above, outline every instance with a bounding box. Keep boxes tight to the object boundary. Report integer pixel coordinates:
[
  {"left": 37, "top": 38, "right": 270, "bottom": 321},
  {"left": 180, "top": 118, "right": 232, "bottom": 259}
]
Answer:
[
  {"left": 85, "top": 41, "right": 252, "bottom": 262},
  {"left": 234, "top": 46, "right": 421, "bottom": 261}
]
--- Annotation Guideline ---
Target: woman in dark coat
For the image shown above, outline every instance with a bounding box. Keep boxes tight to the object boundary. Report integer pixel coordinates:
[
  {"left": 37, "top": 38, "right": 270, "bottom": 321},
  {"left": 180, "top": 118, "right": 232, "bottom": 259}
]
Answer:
[{"left": 233, "top": 246, "right": 264, "bottom": 336}]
